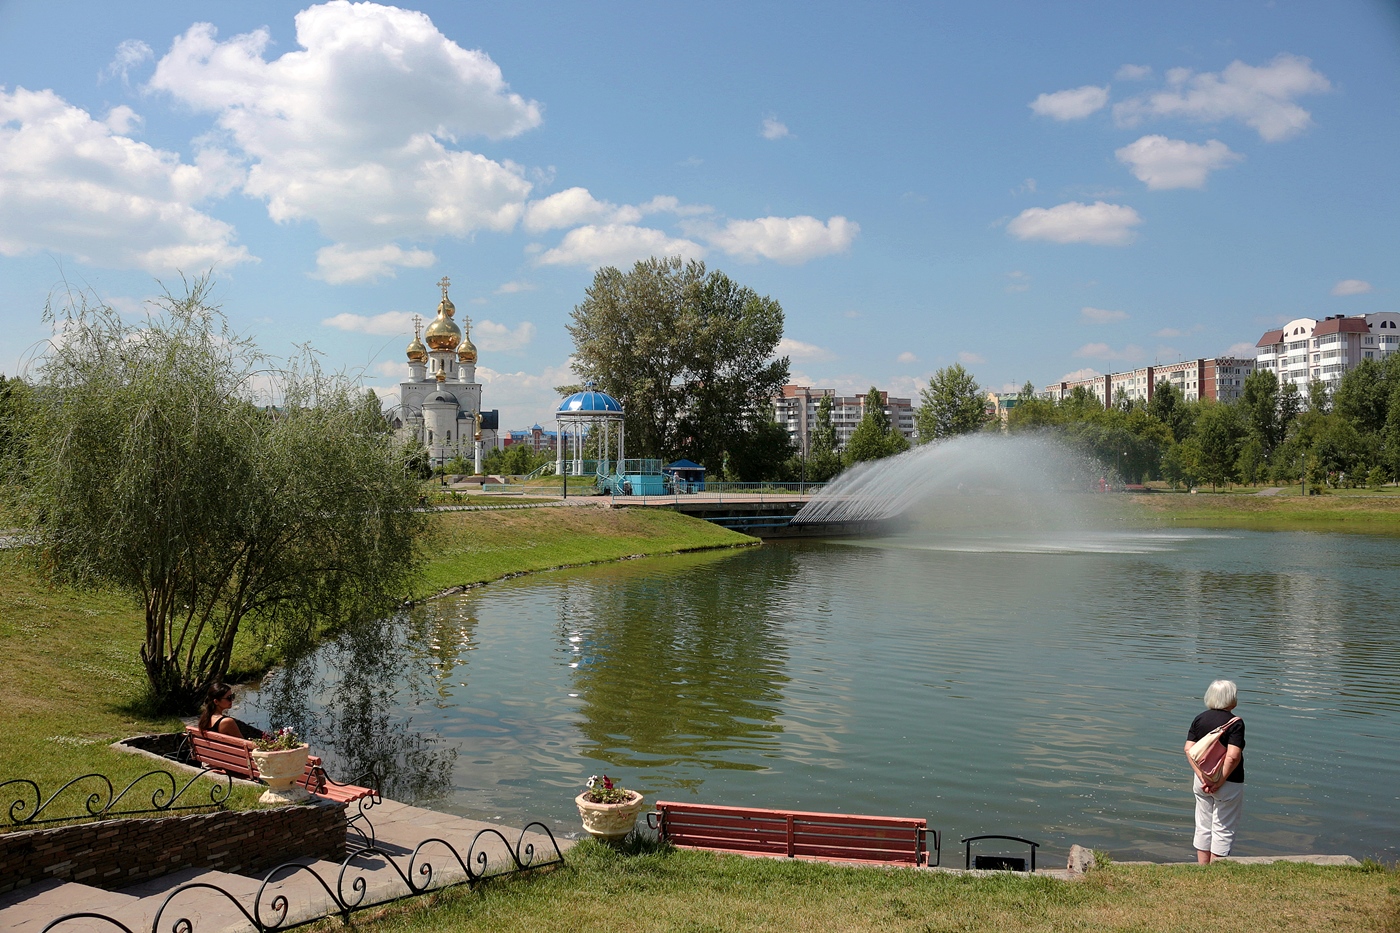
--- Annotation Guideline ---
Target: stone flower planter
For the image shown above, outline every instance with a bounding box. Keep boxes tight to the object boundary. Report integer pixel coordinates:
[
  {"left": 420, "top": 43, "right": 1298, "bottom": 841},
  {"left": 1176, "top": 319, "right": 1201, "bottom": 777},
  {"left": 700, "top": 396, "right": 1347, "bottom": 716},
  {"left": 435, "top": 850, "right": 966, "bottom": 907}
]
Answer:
[
  {"left": 251, "top": 744, "right": 311, "bottom": 805},
  {"left": 574, "top": 790, "right": 645, "bottom": 842}
]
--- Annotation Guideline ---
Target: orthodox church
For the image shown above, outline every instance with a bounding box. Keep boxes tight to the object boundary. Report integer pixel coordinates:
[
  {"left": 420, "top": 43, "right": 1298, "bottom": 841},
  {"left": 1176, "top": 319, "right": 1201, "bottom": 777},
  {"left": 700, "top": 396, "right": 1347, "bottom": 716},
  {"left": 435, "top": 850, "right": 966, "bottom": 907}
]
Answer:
[{"left": 396, "top": 277, "right": 498, "bottom": 470}]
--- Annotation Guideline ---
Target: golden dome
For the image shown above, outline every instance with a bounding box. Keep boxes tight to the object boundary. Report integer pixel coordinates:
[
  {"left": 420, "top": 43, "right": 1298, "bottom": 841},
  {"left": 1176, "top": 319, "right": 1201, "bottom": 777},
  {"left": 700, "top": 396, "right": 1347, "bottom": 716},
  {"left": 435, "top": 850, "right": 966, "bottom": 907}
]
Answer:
[
  {"left": 457, "top": 317, "right": 478, "bottom": 363},
  {"left": 406, "top": 326, "right": 427, "bottom": 363},
  {"left": 424, "top": 277, "right": 461, "bottom": 351}
]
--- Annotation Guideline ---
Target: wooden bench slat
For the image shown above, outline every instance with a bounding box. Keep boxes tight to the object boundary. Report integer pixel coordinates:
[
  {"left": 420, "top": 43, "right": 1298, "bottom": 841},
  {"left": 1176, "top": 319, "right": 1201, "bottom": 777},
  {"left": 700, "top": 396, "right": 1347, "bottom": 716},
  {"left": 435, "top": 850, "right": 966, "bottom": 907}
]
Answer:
[{"left": 654, "top": 800, "right": 931, "bottom": 867}]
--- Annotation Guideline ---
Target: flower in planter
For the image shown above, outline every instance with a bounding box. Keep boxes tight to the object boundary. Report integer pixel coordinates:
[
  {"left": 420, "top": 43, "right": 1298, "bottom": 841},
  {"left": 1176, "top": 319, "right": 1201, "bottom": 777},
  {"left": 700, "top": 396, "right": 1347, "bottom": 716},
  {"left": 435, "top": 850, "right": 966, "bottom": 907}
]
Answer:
[
  {"left": 254, "top": 726, "right": 303, "bottom": 751},
  {"left": 583, "top": 774, "right": 634, "bottom": 804}
]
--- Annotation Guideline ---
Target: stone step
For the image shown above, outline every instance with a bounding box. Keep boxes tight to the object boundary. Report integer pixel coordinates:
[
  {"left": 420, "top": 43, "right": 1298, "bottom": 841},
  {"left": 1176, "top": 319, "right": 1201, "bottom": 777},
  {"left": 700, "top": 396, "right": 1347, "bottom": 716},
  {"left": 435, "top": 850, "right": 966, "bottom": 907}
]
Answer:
[{"left": 0, "top": 880, "right": 142, "bottom": 933}]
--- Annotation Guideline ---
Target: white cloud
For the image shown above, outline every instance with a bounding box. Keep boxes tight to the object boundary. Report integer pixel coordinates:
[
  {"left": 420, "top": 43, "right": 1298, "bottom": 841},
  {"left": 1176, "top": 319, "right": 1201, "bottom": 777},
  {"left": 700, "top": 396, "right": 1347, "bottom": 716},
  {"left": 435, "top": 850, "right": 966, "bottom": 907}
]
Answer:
[
  {"left": 1007, "top": 201, "right": 1142, "bottom": 246},
  {"left": 1112, "top": 53, "right": 1330, "bottom": 142},
  {"left": 149, "top": 3, "right": 540, "bottom": 258},
  {"left": 322, "top": 309, "right": 415, "bottom": 335},
  {"left": 637, "top": 195, "right": 712, "bottom": 217},
  {"left": 1223, "top": 342, "right": 1259, "bottom": 359},
  {"left": 958, "top": 351, "right": 986, "bottom": 365},
  {"left": 314, "top": 244, "right": 435, "bottom": 284},
  {"left": 1116, "top": 64, "right": 1152, "bottom": 81},
  {"left": 536, "top": 223, "right": 705, "bottom": 267},
  {"left": 476, "top": 360, "right": 576, "bottom": 429},
  {"left": 0, "top": 86, "right": 251, "bottom": 273},
  {"left": 897, "top": 351, "right": 919, "bottom": 364},
  {"left": 1005, "top": 270, "right": 1030, "bottom": 292},
  {"left": 1155, "top": 345, "right": 1180, "bottom": 360},
  {"left": 1115, "top": 135, "right": 1243, "bottom": 189},
  {"left": 474, "top": 319, "right": 535, "bottom": 351},
  {"left": 1029, "top": 85, "right": 1109, "bottom": 121},
  {"left": 1074, "top": 342, "right": 1145, "bottom": 361},
  {"left": 105, "top": 39, "right": 154, "bottom": 84},
  {"left": 704, "top": 215, "right": 858, "bottom": 263},
  {"left": 495, "top": 280, "right": 536, "bottom": 294},
  {"left": 761, "top": 116, "right": 790, "bottom": 140},
  {"left": 372, "top": 360, "right": 404, "bottom": 377},
  {"left": 776, "top": 338, "right": 836, "bottom": 363},
  {"left": 1155, "top": 327, "right": 1184, "bottom": 338},
  {"left": 1081, "top": 306, "right": 1129, "bottom": 324},
  {"left": 1058, "top": 367, "right": 1103, "bottom": 382},
  {"left": 1331, "top": 279, "right": 1372, "bottom": 296},
  {"left": 524, "top": 187, "right": 620, "bottom": 232}
]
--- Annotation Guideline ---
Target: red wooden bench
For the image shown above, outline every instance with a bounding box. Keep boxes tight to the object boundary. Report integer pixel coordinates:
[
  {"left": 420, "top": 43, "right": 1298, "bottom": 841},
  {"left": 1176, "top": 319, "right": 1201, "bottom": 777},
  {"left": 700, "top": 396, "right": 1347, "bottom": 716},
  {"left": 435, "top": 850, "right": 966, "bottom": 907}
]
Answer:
[
  {"left": 649, "top": 801, "right": 939, "bottom": 867},
  {"left": 184, "top": 725, "right": 381, "bottom": 846}
]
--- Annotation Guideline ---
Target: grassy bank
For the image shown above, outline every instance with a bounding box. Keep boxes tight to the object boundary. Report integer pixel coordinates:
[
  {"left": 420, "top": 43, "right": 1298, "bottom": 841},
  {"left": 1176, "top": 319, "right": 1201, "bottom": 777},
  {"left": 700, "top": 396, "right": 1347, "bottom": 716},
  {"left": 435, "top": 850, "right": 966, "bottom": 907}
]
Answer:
[
  {"left": 331, "top": 840, "right": 1398, "bottom": 933},
  {"left": 412, "top": 505, "right": 755, "bottom": 597},
  {"left": 1128, "top": 490, "right": 1400, "bottom": 535},
  {"left": 0, "top": 507, "right": 752, "bottom": 799}
]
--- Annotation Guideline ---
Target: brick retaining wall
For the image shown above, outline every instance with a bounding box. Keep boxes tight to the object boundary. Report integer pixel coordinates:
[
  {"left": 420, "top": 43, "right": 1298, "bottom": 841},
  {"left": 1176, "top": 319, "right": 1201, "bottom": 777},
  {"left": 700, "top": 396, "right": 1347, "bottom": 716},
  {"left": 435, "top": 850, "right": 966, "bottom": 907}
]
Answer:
[{"left": 0, "top": 801, "right": 347, "bottom": 894}]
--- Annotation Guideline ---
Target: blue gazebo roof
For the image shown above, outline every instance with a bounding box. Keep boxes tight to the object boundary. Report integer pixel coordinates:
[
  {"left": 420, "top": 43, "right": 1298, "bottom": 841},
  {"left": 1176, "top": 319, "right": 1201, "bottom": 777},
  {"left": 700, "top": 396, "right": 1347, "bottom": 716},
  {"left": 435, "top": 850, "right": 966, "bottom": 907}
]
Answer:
[{"left": 557, "top": 385, "right": 622, "bottom": 414}]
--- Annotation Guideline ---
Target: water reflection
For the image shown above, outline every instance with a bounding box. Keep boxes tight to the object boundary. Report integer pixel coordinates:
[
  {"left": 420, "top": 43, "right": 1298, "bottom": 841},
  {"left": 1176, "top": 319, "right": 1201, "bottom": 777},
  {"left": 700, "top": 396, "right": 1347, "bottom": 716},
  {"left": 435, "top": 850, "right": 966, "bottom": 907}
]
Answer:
[
  {"left": 559, "top": 550, "right": 792, "bottom": 775},
  {"left": 245, "top": 610, "right": 458, "bottom": 802}
]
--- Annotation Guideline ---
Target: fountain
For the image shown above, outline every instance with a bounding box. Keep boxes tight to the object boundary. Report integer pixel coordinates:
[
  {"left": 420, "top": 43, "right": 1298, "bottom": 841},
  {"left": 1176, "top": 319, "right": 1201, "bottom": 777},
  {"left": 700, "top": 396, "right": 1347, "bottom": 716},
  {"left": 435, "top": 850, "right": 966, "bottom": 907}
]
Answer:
[{"left": 793, "top": 433, "right": 1115, "bottom": 543}]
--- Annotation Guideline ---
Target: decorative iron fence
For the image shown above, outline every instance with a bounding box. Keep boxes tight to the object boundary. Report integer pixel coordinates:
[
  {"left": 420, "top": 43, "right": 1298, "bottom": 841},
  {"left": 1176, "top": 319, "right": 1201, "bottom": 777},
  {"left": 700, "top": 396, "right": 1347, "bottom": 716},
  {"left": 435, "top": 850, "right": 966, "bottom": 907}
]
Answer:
[
  {"left": 2, "top": 769, "right": 233, "bottom": 827},
  {"left": 38, "top": 822, "right": 566, "bottom": 933}
]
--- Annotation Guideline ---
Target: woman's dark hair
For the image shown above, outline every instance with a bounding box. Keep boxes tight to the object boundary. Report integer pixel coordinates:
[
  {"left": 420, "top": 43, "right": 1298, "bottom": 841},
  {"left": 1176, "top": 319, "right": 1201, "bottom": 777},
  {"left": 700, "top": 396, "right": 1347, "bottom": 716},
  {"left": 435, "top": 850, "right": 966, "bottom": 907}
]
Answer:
[{"left": 198, "top": 683, "right": 234, "bottom": 731}]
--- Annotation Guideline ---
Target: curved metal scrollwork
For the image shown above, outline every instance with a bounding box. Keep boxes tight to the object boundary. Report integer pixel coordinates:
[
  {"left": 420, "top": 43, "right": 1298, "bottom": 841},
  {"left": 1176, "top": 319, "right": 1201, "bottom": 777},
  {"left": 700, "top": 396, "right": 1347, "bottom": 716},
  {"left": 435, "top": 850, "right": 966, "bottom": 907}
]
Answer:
[
  {"left": 1, "top": 769, "right": 233, "bottom": 827},
  {"left": 151, "top": 881, "right": 262, "bottom": 933},
  {"left": 39, "top": 912, "right": 140, "bottom": 933}
]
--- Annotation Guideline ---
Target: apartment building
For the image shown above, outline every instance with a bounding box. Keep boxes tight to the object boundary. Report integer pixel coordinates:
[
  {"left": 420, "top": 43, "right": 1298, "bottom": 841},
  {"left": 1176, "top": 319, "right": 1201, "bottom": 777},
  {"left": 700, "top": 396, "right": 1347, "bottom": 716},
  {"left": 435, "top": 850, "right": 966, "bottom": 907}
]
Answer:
[
  {"left": 1040, "top": 356, "right": 1255, "bottom": 406},
  {"left": 775, "top": 385, "right": 917, "bottom": 454},
  {"left": 1254, "top": 312, "right": 1400, "bottom": 391}
]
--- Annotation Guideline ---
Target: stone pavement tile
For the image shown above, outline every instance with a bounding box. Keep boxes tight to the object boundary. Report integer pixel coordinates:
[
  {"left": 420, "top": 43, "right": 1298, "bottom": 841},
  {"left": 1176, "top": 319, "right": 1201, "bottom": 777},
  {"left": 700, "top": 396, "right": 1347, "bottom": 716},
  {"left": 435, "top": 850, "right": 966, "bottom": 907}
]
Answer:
[{"left": 0, "top": 880, "right": 141, "bottom": 933}]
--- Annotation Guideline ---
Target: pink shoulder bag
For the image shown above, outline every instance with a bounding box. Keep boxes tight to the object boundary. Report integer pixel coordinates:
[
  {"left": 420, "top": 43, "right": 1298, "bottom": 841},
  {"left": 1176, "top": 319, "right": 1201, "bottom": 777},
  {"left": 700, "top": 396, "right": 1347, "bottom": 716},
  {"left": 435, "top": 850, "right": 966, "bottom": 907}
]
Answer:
[{"left": 1188, "top": 716, "right": 1242, "bottom": 783}]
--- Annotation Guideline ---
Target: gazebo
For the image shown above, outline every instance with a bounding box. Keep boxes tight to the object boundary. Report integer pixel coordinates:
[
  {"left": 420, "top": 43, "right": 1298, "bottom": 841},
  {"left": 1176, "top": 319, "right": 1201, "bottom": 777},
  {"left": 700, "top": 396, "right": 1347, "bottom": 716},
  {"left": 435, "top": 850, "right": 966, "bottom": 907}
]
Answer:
[{"left": 555, "top": 381, "right": 625, "bottom": 478}]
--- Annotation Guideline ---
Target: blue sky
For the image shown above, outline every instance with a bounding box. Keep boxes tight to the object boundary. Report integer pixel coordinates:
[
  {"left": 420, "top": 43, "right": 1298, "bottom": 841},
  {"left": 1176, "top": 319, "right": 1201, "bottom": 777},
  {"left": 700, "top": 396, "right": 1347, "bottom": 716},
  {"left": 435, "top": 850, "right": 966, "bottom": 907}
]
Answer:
[{"left": 2, "top": 1, "right": 1397, "bottom": 428}]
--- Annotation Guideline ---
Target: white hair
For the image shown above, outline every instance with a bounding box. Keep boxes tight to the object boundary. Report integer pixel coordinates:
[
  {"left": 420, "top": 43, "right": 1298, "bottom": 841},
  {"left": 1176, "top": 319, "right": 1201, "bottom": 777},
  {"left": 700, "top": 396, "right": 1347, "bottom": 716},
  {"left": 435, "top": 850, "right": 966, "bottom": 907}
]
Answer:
[{"left": 1204, "top": 679, "right": 1238, "bottom": 710}]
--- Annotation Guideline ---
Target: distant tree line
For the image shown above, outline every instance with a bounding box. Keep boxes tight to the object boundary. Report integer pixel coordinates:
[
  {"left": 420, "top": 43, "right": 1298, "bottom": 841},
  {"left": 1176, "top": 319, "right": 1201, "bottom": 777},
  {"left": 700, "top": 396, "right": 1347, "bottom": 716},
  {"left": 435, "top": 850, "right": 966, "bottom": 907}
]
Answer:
[{"left": 1007, "top": 357, "right": 1400, "bottom": 490}]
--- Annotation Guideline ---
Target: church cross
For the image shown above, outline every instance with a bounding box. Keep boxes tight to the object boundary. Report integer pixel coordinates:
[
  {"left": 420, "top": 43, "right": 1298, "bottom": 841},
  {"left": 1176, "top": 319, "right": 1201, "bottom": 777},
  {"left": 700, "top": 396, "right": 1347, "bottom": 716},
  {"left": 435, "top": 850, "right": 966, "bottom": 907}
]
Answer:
[{"left": 437, "top": 275, "right": 451, "bottom": 298}]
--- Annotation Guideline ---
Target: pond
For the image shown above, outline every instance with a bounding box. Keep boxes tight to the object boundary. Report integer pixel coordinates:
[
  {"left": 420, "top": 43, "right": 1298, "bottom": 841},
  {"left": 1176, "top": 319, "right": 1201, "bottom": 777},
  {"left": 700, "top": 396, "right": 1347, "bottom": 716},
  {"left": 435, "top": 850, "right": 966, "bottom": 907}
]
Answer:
[{"left": 241, "top": 524, "right": 1400, "bottom": 863}]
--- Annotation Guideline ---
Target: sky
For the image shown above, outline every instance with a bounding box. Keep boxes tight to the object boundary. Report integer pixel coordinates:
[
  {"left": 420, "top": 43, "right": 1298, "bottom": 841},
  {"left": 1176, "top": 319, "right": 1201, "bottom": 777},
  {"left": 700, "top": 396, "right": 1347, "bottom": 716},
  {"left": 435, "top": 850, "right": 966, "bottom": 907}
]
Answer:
[{"left": 2, "top": 1, "right": 1398, "bottom": 429}]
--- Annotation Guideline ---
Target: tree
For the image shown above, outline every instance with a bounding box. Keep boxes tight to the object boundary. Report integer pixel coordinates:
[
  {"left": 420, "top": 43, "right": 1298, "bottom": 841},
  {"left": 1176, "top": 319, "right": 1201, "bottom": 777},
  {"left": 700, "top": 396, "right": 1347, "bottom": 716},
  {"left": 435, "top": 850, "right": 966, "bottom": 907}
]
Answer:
[
  {"left": 566, "top": 257, "right": 789, "bottom": 470},
  {"left": 1147, "top": 381, "right": 1193, "bottom": 443},
  {"left": 805, "top": 394, "right": 844, "bottom": 482},
  {"left": 13, "top": 278, "right": 426, "bottom": 712},
  {"left": 1239, "top": 369, "right": 1282, "bottom": 456},
  {"left": 1190, "top": 402, "right": 1244, "bottom": 490},
  {"left": 1006, "top": 381, "right": 1059, "bottom": 432},
  {"left": 1307, "top": 378, "right": 1331, "bottom": 415},
  {"left": 0, "top": 373, "right": 29, "bottom": 473},
  {"left": 915, "top": 363, "right": 989, "bottom": 440},
  {"left": 844, "top": 387, "right": 910, "bottom": 464},
  {"left": 1385, "top": 384, "right": 1400, "bottom": 481},
  {"left": 484, "top": 443, "right": 551, "bottom": 476},
  {"left": 723, "top": 418, "right": 794, "bottom": 481}
]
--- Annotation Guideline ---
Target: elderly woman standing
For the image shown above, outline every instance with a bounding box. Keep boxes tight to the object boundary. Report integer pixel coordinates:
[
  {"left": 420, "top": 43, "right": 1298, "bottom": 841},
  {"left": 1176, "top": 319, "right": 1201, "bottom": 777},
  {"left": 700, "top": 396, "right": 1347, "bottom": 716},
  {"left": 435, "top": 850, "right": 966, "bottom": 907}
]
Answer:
[{"left": 1185, "top": 679, "right": 1246, "bottom": 863}]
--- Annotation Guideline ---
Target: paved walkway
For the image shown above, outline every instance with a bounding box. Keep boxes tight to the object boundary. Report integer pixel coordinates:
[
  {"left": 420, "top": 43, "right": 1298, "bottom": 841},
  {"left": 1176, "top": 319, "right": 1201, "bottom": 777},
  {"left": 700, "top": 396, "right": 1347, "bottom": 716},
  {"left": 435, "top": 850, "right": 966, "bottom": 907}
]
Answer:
[{"left": 0, "top": 800, "right": 572, "bottom": 933}]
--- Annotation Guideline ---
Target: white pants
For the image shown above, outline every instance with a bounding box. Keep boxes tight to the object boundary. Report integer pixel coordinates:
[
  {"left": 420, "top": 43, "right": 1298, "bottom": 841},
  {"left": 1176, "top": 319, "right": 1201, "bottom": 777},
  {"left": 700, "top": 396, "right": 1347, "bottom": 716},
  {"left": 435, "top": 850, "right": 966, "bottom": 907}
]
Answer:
[{"left": 1193, "top": 777, "right": 1244, "bottom": 856}]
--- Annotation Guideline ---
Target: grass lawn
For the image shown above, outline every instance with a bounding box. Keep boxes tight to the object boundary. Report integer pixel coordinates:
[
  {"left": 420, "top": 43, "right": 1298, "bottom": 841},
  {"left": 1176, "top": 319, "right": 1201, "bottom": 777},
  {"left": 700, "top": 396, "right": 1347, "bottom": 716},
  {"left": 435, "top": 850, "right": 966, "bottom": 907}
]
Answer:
[
  {"left": 412, "top": 505, "right": 755, "bottom": 597},
  {"left": 328, "top": 840, "right": 1400, "bottom": 933},
  {"left": 1127, "top": 489, "right": 1400, "bottom": 535}
]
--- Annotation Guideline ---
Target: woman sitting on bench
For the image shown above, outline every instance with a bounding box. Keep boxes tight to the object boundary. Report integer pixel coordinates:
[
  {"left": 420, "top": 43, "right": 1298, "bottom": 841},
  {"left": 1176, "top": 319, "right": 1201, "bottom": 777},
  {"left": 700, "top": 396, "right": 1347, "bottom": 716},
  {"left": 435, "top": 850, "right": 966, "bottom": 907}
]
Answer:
[{"left": 198, "top": 683, "right": 263, "bottom": 740}]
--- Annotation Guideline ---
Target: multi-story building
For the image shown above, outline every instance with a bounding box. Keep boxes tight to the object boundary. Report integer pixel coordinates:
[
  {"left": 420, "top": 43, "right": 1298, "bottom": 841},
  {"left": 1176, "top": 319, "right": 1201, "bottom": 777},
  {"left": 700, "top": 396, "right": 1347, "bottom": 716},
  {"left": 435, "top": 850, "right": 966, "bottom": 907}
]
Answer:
[
  {"left": 1254, "top": 312, "right": 1400, "bottom": 391},
  {"left": 774, "top": 385, "right": 917, "bottom": 454},
  {"left": 1040, "top": 356, "right": 1255, "bottom": 406}
]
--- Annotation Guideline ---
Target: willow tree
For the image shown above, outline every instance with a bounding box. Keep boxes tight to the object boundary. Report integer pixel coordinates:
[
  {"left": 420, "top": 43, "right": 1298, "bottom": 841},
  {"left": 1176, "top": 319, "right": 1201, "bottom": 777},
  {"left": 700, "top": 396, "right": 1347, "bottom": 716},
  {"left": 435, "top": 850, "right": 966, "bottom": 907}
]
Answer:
[{"left": 15, "top": 277, "right": 425, "bottom": 712}]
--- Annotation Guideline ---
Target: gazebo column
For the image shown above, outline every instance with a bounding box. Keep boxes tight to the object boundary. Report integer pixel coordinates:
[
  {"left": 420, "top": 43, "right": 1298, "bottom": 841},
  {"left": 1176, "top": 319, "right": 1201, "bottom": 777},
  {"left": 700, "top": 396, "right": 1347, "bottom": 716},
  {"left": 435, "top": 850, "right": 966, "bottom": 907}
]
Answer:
[{"left": 556, "top": 418, "right": 564, "bottom": 477}]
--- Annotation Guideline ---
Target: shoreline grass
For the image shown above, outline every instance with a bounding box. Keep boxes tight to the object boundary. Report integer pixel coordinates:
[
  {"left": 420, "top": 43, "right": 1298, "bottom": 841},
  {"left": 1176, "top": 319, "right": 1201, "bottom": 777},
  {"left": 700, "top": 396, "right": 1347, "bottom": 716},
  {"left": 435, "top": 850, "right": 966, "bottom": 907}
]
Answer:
[
  {"left": 315, "top": 839, "right": 1399, "bottom": 933},
  {"left": 1126, "top": 490, "right": 1400, "bottom": 535}
]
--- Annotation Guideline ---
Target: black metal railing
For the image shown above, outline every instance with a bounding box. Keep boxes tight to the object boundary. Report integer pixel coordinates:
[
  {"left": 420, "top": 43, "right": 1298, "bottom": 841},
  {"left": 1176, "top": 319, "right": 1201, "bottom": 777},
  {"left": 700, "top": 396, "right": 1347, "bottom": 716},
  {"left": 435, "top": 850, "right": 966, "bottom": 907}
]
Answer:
[
  {"left": 37, "top": 821, "right": 566, "bottom": 933},
  {"left": 2, "top": 769, "right": 233, "bottom": 827}
]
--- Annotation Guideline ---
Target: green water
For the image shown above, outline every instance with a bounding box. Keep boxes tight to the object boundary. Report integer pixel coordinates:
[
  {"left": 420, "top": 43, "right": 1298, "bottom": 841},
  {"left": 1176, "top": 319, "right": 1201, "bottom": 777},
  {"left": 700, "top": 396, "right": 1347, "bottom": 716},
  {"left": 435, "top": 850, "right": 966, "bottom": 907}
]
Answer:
[{"left": 244, "top": 527, "right": 1400, "bottom": 863}]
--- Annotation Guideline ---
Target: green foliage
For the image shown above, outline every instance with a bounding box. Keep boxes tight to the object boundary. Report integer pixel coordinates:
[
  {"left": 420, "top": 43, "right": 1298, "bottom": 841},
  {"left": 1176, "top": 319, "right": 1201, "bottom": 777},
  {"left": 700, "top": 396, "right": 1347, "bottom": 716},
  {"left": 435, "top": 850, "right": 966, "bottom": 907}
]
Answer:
[
  {"left": 915, "top": 363, "right": 989, "bottom": 440},
  {"left": 566, "top": 257, "right": 789, "bottom": 470},
  {"left": 401, "top": 439, "right": 433, "bottom": 480},
  {"left": 804, "top": 394, "right": 845, "bottom": 483},
  {"left": 1190, "top": 402, "right": 1245, "bottom": 490},
  {"left": 484, "top": 443, "right": 552, "bottom": 476},
  {"left": 844, "top": 387, "right": 909, "bottom": 465},
  {"left": 13, "top": 276, "right": 426, "bottom": 712},
  {"left": 722, "top": 418, "right": 794, "bottom": 482},
  {"left": 1308, "top": 378, "right": 1331, "bottom": 415}
]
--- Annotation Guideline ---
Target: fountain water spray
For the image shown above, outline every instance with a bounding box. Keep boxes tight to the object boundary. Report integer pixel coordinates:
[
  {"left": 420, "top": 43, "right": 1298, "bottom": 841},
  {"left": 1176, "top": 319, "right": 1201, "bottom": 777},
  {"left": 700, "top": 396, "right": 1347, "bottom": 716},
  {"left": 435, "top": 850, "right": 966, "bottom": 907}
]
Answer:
[{"left": 793, "top": 432, "right": 1112, "bottom": 533}]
